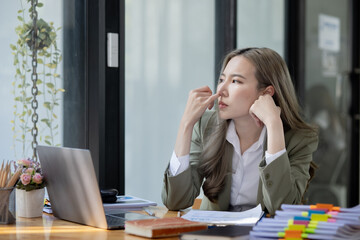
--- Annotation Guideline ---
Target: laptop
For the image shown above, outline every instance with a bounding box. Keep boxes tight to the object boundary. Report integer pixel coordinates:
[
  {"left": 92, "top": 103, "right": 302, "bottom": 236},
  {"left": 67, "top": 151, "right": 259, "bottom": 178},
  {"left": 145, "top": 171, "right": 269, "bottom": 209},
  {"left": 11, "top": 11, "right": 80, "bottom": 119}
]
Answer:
[{"left": 37, "top": 145, "right": 156, "bottom": 229}]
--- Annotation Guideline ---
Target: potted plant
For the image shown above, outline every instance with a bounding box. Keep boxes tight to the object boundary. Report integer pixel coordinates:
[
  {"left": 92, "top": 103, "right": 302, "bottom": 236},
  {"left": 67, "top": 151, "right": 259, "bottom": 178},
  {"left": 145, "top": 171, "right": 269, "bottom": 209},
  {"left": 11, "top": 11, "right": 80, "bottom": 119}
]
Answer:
[
  {"left": 9, "top": 0, "right": 63, "bottom": 218},
  {"left": 15, "top": 158, "right": 45, "bottom": 217}
]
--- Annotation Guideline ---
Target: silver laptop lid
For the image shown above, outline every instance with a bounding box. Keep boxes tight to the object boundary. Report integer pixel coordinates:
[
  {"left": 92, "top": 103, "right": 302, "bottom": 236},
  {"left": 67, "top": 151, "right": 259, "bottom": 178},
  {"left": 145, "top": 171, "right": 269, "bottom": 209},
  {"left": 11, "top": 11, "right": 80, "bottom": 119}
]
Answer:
[{"left": 37, "top": 145, "right": 108, "bottom": 229}]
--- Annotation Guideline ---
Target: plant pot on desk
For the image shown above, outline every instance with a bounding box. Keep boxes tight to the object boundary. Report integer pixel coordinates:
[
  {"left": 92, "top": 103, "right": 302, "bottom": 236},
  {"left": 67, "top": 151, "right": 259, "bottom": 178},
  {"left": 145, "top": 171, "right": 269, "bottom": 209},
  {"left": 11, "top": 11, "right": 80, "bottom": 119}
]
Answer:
[{"left": 16, "top": 188, "right": 45, "bottom": 218}]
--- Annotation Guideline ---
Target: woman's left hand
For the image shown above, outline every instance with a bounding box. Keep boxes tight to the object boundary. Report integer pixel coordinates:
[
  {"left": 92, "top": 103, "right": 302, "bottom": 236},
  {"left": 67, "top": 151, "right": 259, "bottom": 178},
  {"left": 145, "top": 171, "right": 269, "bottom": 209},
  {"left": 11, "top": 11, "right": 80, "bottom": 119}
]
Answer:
[{"left": 249, "top": 94, "right": 281, "bottom": 127}]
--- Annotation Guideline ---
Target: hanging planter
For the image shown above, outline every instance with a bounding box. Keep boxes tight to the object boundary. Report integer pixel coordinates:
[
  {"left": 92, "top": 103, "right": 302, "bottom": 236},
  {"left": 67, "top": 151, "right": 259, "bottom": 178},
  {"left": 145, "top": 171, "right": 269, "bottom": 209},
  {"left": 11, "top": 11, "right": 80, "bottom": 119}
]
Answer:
[
  {"left": 10, "top": 0, "right": 64, "bottom": 160},
  {"left": 9, "top": 0, "right": 59, "bottom": 218}
]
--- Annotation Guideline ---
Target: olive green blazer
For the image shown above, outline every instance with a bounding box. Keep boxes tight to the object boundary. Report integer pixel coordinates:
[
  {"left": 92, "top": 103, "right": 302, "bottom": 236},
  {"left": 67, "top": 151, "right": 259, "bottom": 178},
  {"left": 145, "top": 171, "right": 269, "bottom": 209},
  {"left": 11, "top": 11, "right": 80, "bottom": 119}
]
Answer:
[{"left": 161, "top": 111, "right": 318, "bottom": 215}]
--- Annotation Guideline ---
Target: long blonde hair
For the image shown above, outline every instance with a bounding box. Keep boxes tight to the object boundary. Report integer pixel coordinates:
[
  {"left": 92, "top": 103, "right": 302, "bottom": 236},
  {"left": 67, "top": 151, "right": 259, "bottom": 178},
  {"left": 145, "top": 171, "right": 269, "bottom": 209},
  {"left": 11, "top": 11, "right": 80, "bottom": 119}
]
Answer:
[{"left": 199, "top": 47, "right": 317, "bottom": 203}]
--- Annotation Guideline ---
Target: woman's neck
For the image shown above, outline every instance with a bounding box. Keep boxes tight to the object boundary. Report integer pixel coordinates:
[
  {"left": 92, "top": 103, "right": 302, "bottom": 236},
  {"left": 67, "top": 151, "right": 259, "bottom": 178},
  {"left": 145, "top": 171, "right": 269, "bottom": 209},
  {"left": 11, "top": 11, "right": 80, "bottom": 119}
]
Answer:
[{"left": 233, "top": 117, "right": 263, "bottom": 154}]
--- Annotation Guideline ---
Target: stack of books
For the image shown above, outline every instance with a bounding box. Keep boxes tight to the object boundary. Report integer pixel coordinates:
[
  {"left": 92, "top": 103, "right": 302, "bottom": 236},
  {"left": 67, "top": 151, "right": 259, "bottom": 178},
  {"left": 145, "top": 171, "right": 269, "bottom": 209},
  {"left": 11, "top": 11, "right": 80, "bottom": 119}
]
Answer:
[{"left": 250, "top": 203, "right": 360, "bottom": 239}]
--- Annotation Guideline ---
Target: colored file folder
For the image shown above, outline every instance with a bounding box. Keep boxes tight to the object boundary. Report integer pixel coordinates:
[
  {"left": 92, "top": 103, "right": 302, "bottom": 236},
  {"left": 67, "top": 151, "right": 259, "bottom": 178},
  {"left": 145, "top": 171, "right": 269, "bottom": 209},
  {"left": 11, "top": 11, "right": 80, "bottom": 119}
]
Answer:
[{"left": 249, "top": 203, "right": 360, "bottom": 240}]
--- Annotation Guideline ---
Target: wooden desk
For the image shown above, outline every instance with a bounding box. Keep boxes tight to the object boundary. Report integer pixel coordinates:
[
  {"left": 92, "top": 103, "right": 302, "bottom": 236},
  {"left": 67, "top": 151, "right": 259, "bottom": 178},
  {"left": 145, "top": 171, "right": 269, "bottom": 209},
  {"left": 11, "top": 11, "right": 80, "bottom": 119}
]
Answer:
[{"left": 0, "top": 206, "right": 181, "bottom": 240}]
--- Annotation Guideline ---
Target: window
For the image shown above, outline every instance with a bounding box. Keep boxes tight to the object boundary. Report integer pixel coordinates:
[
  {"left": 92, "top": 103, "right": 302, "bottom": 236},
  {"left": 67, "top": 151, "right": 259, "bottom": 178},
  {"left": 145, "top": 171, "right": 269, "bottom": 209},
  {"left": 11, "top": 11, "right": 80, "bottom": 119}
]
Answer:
[
  {"left": 237, "top": 0, "right": 285, "bottom": 56},
  {"left": 0, "top": 1, "right": 66, "bottom": 162},
  {"left": 125, "top": 0, "right": 215, "bottom": 204}
]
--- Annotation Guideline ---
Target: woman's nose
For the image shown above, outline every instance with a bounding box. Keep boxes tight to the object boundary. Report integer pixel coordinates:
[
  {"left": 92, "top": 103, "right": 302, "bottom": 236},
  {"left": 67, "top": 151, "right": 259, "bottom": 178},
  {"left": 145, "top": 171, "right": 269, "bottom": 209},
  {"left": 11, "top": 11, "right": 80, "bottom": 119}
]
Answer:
[{"left": 217, "top": 82, "right": 228, "bottom": 96}]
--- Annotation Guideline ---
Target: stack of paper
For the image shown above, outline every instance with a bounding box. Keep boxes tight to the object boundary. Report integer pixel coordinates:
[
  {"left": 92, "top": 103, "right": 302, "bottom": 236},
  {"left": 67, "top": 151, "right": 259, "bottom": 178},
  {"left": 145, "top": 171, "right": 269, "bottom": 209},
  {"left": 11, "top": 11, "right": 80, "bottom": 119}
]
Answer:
[
  {"left": 103, "top": 195, "right": 157, "bottom": 211},
  {"left": 182, "top": 204, "right": 264, "bottom": 226},
  {"left": 250, "top": 203, "right": 360, "bottom": 239}
]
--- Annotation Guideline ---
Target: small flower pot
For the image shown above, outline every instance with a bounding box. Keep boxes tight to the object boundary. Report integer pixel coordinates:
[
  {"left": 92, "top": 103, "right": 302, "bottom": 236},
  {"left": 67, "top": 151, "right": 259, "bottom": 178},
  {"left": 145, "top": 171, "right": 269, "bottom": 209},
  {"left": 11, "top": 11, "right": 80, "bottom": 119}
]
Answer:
[{"left": 15, "top": 188, "right": 45, "bottom": 218}]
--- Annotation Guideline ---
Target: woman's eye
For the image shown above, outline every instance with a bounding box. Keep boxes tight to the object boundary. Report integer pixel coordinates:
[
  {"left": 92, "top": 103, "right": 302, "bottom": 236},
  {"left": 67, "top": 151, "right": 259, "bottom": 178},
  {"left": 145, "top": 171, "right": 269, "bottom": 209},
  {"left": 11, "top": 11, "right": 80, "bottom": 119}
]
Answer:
[
  {"left": 232, "top": 79, "right": 242, "bottom": 84},
  {"left": 218, "top": 78, "right": 224, "bottom": 84}
]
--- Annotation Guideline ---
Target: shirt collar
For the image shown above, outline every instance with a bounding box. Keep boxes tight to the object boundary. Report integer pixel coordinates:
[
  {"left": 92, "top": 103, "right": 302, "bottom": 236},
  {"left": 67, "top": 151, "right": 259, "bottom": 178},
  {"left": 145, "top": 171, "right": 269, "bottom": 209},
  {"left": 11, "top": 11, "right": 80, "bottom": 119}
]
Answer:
[{"left": 226, "top": 120, "right": 266, "bottom": 155}]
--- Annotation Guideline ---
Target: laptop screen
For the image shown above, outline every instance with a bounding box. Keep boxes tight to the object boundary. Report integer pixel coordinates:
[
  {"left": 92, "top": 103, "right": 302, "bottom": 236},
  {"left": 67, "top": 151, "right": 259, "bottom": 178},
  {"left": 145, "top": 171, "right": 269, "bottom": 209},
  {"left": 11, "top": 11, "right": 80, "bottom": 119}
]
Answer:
[{"left": 37, "top": 145, "right": 108, "bottom": 229}]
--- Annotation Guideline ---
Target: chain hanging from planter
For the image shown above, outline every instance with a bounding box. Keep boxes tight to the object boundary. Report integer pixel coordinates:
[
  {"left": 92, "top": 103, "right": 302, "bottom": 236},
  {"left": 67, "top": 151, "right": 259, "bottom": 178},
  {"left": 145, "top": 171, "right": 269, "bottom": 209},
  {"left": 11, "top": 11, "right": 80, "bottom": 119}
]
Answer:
[{"left": 30, "top": 0, "right": 39, "bottom": 161}]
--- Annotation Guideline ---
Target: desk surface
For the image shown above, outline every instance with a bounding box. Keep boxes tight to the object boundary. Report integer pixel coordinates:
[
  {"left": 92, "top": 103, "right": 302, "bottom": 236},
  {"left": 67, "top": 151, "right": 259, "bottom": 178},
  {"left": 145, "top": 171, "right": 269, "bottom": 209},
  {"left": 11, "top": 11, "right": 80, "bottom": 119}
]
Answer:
[{"left": 0, "top": 206, "right": 180, "bottom": 240}]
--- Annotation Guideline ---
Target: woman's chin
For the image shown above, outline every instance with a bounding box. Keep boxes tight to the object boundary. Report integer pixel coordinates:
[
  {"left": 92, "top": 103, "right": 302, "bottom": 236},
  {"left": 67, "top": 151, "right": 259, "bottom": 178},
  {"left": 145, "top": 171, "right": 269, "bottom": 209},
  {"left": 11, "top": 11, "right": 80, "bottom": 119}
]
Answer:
[{"left": 218, "top": 112, "right": 230, "bottom": 120}]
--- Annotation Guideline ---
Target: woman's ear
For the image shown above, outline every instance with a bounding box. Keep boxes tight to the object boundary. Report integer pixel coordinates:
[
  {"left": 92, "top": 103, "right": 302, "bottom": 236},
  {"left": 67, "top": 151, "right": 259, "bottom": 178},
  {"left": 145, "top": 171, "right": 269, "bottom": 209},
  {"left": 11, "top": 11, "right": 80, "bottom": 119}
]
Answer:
[{"left": 263, "top": 86, "right": 275, "bottom": 96}]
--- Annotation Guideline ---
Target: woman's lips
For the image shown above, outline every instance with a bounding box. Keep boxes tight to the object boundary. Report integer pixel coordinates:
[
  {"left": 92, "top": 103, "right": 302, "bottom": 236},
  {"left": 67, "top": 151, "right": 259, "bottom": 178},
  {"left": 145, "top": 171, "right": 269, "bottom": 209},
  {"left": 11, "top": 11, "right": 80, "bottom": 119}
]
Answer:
[{"left": 218, "top": 101, "right": 228, "bottom": 109}]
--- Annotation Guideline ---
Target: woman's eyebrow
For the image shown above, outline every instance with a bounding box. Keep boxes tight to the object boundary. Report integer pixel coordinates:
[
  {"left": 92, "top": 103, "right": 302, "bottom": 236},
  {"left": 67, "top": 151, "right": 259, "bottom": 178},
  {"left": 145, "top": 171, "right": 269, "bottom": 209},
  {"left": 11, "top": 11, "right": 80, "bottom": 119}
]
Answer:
[{"left": 221, "top": 73, "right": 247, "bottom": 79}]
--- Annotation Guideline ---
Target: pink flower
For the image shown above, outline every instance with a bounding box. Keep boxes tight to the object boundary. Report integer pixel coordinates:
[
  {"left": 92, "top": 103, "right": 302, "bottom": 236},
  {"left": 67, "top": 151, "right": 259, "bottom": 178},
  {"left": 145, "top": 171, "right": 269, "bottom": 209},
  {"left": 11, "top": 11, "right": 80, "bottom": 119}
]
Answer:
[
  {"left": 32, "top": 173, "right": 43, "bottom": 184},
  {"left": 17, "top": 159, "right": 32, "bottom": 168},
  {"left": 25, "top": 168, "right": 34, "bottom": 174},
  {"left": 20, "top": 173, "right": 31, "bottom": 185}
]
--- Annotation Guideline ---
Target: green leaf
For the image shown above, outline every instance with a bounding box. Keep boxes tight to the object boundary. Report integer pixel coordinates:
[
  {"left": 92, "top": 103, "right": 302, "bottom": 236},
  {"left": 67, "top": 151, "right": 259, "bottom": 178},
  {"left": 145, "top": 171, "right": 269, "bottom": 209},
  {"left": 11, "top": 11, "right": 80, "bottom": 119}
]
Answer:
[
  {"left": 46, "top": 83, "right": 54, "bottom": 89},
  {"left": 43, "top": 102, "right": 51, "bottom": 110},
  {"left": 17, "top": 16, "right": 24, "bottom": 22},
  {"left": 10, "top": 44, "right": 17, "bottom": 51},
  {"left": 38, "top": 32, "right": 46, "bottom": 40},
  {"left": 44, "top": 120, "right": 51, "bottom": 128},
  {"left": 45, "top": 63, "right": 57, "bottom": 69},
  {"left": 45, "top": 140, "right": 51, "bottom": 145}
]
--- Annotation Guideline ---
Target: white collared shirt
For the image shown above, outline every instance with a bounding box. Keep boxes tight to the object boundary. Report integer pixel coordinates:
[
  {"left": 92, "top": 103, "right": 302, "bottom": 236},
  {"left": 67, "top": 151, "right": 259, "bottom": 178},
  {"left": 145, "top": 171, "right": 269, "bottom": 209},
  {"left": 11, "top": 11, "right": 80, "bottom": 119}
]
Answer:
[
  {"left": 169, "top": 120, "right": 286, "bottom": 206},
  {"left": 227, "top": 121, "right": 265, "bottom": 206}
]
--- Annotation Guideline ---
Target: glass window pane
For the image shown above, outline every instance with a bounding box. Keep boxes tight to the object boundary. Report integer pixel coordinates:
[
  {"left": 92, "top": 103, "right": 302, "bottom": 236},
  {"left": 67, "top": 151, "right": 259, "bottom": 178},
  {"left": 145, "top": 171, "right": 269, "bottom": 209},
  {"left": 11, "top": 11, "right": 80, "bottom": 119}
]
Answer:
[
  {"left": 0, "top": 1, "right": 64, "bottom": 162},
  {"left": 125, "top": 0, "right": 215, "bottom": 204},
  {"left": 0, "top": 1, "right": 86, "bottom": 166},
  {"left": 237, "top": 0, "right": 285, "bottom": 56},
  {"left": 303, "top": 0, "right": 351, "bottom": 207}
]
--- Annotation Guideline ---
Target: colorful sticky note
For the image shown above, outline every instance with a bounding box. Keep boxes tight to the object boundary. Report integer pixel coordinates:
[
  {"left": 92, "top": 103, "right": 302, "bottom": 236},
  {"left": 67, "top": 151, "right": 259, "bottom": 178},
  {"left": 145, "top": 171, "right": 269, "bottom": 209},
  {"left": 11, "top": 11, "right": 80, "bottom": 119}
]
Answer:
[{"left": 311, "top": 213, "right": 329, "bottom": 221}]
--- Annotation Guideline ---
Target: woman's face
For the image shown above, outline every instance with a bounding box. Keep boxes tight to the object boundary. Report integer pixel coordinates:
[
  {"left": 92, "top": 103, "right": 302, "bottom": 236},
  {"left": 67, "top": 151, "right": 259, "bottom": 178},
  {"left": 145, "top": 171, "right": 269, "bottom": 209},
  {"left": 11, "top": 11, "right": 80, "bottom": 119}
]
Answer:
[{"left": 217, "top": 55, "right": 262, "bottom": 121}]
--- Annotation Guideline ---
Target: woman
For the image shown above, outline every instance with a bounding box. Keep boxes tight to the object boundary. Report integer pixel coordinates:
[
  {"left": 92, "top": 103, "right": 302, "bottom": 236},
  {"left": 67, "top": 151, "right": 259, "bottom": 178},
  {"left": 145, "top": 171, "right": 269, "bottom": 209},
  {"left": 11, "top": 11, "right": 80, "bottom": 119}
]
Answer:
[{"left": 161, "top": 47, "right": 318, "bottom": 215}]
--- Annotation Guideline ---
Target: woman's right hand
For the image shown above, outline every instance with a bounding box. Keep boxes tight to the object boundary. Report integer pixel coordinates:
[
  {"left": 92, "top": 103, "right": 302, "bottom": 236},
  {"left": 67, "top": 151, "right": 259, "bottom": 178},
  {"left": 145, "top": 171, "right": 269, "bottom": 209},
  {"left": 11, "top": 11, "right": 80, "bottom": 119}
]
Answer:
[
  {"left": 181, "top": 86, "right": 219, "bottom": 127},
  {"left": 174, "top": 86, "right": 218, "bottom": 157}
]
